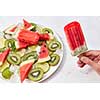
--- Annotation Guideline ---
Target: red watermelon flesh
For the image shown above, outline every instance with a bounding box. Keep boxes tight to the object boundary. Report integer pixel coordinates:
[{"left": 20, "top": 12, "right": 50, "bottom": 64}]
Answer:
[
  {"left": 0, "top": 49, "right": 10, "bottom": 66},
  {"left": 23, "top": 19, "right": 33, "bottom": 29},
  {"left": 18, "top": 40, "right": 28, "bottom": 50},
  {"left": 4, "top": 25, "right": 18, "bottom": 34},
  {"left": 20, "top": 62, "right": 33, "bottom": 83},
  {"left": 18, "top": 29, "right": 39, "bottom": 45},
  {"left": 15, "top": 39, "right": 29, "bottom": 50},
  {"left": 39, "top": 43, "right": 49, "bottom": 59},
  {"left": 10, "top": 26, "right": 17, "bottom": 32},
  {"left": 39, "top": 33, "right": 50, "bottom": 41}
]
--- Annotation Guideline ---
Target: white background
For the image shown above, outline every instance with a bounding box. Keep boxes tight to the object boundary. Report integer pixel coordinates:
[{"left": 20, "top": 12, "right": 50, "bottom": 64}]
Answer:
[{"left": 0, "top": 0, "right": 100, "bottom": 100}]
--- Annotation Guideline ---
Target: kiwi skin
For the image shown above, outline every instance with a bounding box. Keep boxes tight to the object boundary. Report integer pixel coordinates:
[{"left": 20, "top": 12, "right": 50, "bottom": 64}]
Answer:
[
  {"left": 48, "top": 40, "right": 61, "bottom": 52},
  {"left": 21, "top": 51, "right": 38, "bottom": 62},
  {"left": 48, "top": 54, "right": 60, "bottom": 66},
  {"left": 42, "top": 28, "right": 53, "bottom": 34},
  {"left": 30, "top": 23, "right": 37, "bottom": 32},
  {"left": 7, "top": 53, "right": 21, "bottom": 65},
  {"left": 28, "top": 67, "right": 44, "bottom": 82},
  {"left": 4, "top": 39, "right": 16, "bottom": 51}
]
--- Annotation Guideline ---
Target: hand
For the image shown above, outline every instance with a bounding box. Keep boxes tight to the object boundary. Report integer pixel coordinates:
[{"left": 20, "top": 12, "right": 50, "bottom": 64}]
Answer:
[{"left": 77, "top": 50, "right": 100, "bottom": 75}]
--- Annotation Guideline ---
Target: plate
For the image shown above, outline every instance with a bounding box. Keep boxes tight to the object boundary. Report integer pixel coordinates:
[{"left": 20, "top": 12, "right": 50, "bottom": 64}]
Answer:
[
  {"left": 0, "top": 18, "right": 64, "bottom": 83},
  {"left": 26, "top": 29, "right": 64, "bottom": 83}
]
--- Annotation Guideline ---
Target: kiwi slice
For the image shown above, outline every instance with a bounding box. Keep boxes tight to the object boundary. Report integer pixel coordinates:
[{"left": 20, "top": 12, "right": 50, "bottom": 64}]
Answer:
[
  {"left": 0, "top": 47, "right": 6, "bottom": 52},
  {"left": 36, "top": 25, "right": 43, "bottom": 33},
  {"left": 28, "top": 45, "right": 37, "bottom": 51},
  {"left": 28, "top": 67, "right": 44, "bottom": 82},
  {"left": 30, "top": 23, "right": 37, "bottom": 32},
  {"left": 48, "top": 54, "right": 60, "bottom": 66},
  {"left": 42, "top": 28, "right": 53, "bottom": 34},
  {"left": 48, "top": 40, "right": 61, "bottom": 52},
  {"left": 49, "top": 50, "right": 53, "bottom": 55},
  {"left": 21, "top": 51, "right": 38, "bottom": 62},
  {"left": 5, "top": 39, "right": 16, "bottom": 51},
  {"left": 7, "top": 53, "right": 21, "bottom": 65},
  {"left": 35, "top": 63, "right": 50, "bottom": 73},
  {"left": 2, "top": 67, "right": 13, "bottom": 79},
  {"left": 0, "top": 60, "right": 10, "bottom": 72},
  {"left": 16, "top": 49, "right": 26, "bottom": 57}
]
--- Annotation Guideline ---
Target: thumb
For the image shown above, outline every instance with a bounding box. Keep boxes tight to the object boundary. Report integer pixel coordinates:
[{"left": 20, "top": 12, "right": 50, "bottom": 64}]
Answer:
[{"left": 80, "top": 56, "right": 100, "bottom": 74}]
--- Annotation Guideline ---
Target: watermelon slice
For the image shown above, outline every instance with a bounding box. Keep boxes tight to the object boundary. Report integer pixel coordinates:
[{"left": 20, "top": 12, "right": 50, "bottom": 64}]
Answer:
[
  {"left": 4, "top": 25, "right": 18, "bottom": 34},
  {"left": 10, "top": 26, "right": 17, "bottom": 32},
  {"left": 23, "top": 19, "right": 34, "bottom": 30},
  {"left": 38, "top": 42, "right": 50, "bottom": 63},
  {"left": 20, "top": 62, "right": 33, "bottom": 83},
  {"left": 39, "top": 33, "right": 50, "bottom": 41},
  {"left": 15, "top": 40, "right": 28, "bottom": 50},
  {"left": 18, "top": 29, "right": 39, "bottom": 45},
  {"left": 0, "top": 49, "right": 10, "bottom": 66}
]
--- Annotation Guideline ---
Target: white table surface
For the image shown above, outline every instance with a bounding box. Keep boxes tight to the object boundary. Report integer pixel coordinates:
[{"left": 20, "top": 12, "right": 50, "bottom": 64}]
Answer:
[{"left": 0, "top": 16, "right": 100, "bottom": 83}]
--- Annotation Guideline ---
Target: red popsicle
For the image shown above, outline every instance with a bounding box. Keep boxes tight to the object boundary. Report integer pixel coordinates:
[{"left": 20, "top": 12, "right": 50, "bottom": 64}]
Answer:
[{"left": 64, "top": 21, "right": 88, "bottom": 56}]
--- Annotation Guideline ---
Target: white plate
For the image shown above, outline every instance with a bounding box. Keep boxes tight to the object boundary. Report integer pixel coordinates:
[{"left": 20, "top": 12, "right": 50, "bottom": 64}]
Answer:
[{"left": 0, "top": 19, "right": 64, "bottom": 83}]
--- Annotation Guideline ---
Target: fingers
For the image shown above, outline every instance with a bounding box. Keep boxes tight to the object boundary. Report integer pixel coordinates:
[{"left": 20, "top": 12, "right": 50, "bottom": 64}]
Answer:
[
  {"left": 77, "top": 50, "right": 100, "bottom": 74},
  {"left": 83, "top": 50, "right": 100, "bottom": 56},
  {"left": 77, "top": 60, "right": 85, "bottom": 68},
  {"left": 94, "top": 55, "right": 100, "bottom": 63},
  {"left": 77, "top": 55, "right": 95, "bottom": 68},
  {"left": 78, "top": 55, "right": 100, "bottom": 67},
  {"left": 78, "top": 63, "right": 85, "bottom": 68},
  {"left": 80, "top": 56, "right": 100, "bottom": 74}
]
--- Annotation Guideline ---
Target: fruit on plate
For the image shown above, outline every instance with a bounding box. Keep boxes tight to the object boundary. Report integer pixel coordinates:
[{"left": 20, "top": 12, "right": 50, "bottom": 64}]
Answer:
[
  {"left": 28, "top": 45, "right": 37, "bottom": 51},
  {"left": 39, "top": 33, "right": 50, "bottom": 41},
  {"left": 0, "top": 47, "right": 6, "bottom": 52},
  {"left": 0, "top": 19, "right": 62, "bottom": 83},
  {"left": 7, "top": 53, "right": 21, "bottom": 65},
  {"left": 0, "top": 49, "right": 10, "bottom": 66},
  {"left": 42, "top": 28, "right": 54, "bottom": 39},
  {"left": 42, "top": 28, "right": 53, "bottom": 34},
  {"left": 5, "top": 39, "right": 16, "bottom": 51},
  {"left": 21, "top": 51, "right": 38, "bottom": 62},
  {"left": 28, "top": 67, "right": 44, "bottom": 82},
  {"left": 0, "top": 60, "right": 10, "bottom": 72},
  {"left": 48, "top": 40, "right": 61, "bottom": 52},
  {"left": 38, "top": 40, "right": 45, "bottom": 46},
  {"left": 2, "top": 67, "right": 13, "bottom": 79},
  {"left": 38, "top": 42, "right": 50, "bottom": 63},
  {"left": 64, "top": 21, "right": 88, "bottom": 56},
  {"left": 15, "top": 40, "right": 28, "bottom": 50},
  {"left": 36, "top": 25, "right": 43, "bottom": 33},
  {"left": 35, "top": 62, "right": 50, "bottom": 73},
  {"left": 48, "top": 54, "right": 60, "bottom": 66},
  {"left": 17, "top": 29, "right": 40, "bottom": 45},
  {"left": 48, "top": 50, "right": 53, "bottom": 55},
  {"left": 23, "top": 19, "right": 35, "bottom": 30},
  {"left": 4, "top": 25, "right": 17, "bottom": 35},
  {"left": 30, "top": 23, "right": 37, "bottom": 32},
  {"left": 20, "top": 62, "right": 33, "bottom": 83},
  {"left": 16, "top": 49, "right": 26, "bottom": 57}
]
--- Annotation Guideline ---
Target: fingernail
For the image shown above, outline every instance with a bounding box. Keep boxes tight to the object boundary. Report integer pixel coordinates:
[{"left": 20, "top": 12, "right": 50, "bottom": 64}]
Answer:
[{"left": 80, "top": 57, "right": 89, "bottom": 63}]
